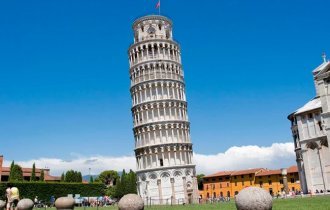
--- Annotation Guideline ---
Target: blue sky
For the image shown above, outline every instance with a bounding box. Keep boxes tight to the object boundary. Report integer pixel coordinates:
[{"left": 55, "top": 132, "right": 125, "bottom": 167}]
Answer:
[{"left": 0, "top": 0, "right": 329, "bottom": 164}]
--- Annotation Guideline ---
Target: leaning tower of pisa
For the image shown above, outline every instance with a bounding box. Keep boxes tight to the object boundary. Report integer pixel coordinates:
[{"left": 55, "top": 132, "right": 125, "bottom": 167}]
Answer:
[{"left": 128, "top": 15, "right": 199, "bottom": 205}]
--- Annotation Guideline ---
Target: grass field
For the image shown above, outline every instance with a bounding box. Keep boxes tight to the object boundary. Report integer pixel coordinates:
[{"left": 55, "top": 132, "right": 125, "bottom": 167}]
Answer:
[{"left": 71, "top": 195, "right": 330, "bottom": 210}]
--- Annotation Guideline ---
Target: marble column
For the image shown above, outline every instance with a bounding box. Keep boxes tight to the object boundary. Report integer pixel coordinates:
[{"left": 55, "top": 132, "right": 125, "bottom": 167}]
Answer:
[{"left": 157, "top": 179, "right": 163, "bottom": 204}]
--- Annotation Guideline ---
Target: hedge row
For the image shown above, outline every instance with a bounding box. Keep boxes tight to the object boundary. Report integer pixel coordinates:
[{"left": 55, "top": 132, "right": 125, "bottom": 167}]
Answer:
[{"left": 0, "top": 182, "right": 106, "bottom": 202}]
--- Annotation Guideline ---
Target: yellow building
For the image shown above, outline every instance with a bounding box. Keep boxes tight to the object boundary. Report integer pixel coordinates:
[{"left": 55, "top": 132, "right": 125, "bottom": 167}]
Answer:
[
  {"left": 255, "top": 166, "right": 300, "bottom": 196},
  {"left": 202, "top": 166, "right": 301, "bottom": 198}
]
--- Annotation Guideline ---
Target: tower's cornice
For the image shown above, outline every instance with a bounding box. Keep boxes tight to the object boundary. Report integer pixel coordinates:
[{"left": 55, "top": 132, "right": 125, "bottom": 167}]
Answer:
[
  {"left": 133, "top": 120, "right": 190, "bottom": 130},
  {"left": 135, "top": 142, "right": 193, "bottom": 152},
  {"left": 128, "top": 38, "right": 180, "bottom": 52},
  {"left": 132, "top": 15, "right": 173, "bottom": 29},
  {"left": 130, "top": 78, "right": 185, "bottom": 91}
]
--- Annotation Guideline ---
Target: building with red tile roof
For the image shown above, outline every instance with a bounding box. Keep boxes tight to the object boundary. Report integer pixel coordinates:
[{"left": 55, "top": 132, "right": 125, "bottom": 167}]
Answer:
[
  {"left": 0, "top": 155, "right": 61, "bottom": 182},
  {"left": 201, "top": 166, "right": 300, "bottom": 199}
]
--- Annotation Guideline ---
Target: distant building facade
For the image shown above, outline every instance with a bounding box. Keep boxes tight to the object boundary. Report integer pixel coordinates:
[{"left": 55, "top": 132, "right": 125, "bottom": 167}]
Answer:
[
  {"left": 0, "top": 155, "right": 60, "bottom": 182},
  {"left": 128, "top": 15, "right": 199, "bottom": 204},
  {"left": 201, "top": 166, "right": 300, "bottom": 198},
  {"left": 288, "top": 57, "right": 330, "bottom": 194}
]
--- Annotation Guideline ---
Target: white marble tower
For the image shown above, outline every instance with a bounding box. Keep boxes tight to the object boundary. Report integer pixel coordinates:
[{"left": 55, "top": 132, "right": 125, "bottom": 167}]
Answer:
[
  {"left": 288, "top": 54, "right": 330, "bottom": 194},
  {"left": 128, "top": 15, "right": 199, "bottom": 204}
]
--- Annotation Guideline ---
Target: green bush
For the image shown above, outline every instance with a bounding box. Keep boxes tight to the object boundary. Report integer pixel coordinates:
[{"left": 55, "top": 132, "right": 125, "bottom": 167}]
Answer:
[{"left": 0, "top": 182, "right": 105, "bottom": 201}]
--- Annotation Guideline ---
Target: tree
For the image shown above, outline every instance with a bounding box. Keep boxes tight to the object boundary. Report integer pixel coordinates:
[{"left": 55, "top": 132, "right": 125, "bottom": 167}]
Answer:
[
  {"left": 9, "top": 161, "right": 15, "bottom": 178},
  {"left": 65, "top": 170, "right": 82, "bottom": 182},
  {"left": 61, "top": 173, "right": 65, "bottom": 182},
  {"left": 197, "top": 174, "right": 205, "bottom": 190},
  {"left": 40, "top": 169, "right": 45, "bottom": 181},
  {"left": 126, "top": 170, "right": 137, "bottom": 194},
  {"left": 89, "top": 176, "right": 94, "bottom": 183},
  {"left": 77, "top": 172, "right": 82, "bottom": 182},
  {"left": 114, "top": 169, "right": 137, "bottom": 198},
  {"left": 105, "top": 186, "right": 116, "bottom": 197},
  {"left": 114, "top": 169, "right": 126, "bottom": 198},
  {"left": 96, "top": 170, "right": 119, "bottom": 187},
  {"left": 9, "top": 164, "right": 23, "bottom": 181},
  {"left": 30, "top": 163, "right": 36, "bottom": 181}
]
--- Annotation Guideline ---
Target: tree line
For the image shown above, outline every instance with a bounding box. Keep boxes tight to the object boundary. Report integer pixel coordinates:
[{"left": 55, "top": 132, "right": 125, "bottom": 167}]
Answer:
[
  {"left": 9, "top": 161, "right": 45, "bottom": 182},
  {"left": 7, "top": 160, "right": 137, "bottom": 198}
]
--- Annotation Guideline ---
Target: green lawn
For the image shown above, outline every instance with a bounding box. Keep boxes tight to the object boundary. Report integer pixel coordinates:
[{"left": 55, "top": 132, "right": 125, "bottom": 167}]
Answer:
[{"left": 68, "top": 195, "right": 330, "bottom": 210}]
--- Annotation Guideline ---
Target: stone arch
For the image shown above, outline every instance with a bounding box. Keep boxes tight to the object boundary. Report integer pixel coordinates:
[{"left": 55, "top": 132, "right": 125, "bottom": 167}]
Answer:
[
  {"left": 321, "top": 139, "right": 328, "bottom": 147},
  {"left": 306, "top": 141, "right": 318, "bottom": 150},
  {"left": 186, "top": 181, "right": 192, "bottom": 190},
  {"left": 149, "top": 173, "right": 158, "bottom": 181},
  {"left": 173, "top": 170, "right": 182, "bottom": 178},
  {"left": 140, "top": 174, "right": 147, "bottom": 182},
  {"left": 185, "top": 169, "right": 192, "bottom": 176},
  {"left": 160, "top": 171, "right": 171, "bottom": 182}
]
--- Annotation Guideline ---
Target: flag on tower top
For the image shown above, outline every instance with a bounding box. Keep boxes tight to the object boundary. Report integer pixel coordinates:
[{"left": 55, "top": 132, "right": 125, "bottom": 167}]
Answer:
[{"left": 156, "top": 0, "right": 160, "bottom": 9}]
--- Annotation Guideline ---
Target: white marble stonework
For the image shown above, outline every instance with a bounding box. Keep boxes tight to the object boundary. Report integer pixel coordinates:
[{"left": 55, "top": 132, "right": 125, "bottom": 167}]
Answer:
[
  {"left": 288, "top": 56, "right": 330, "bottom": 194},
  {"left": 128, "top": 15, "right": 199, "bottom": 205}
]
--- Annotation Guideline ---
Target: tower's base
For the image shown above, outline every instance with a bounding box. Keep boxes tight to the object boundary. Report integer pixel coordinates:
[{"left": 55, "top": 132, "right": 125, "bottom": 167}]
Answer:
[{"left": 136, "top": 165, "right": 199, "bottom": 205}]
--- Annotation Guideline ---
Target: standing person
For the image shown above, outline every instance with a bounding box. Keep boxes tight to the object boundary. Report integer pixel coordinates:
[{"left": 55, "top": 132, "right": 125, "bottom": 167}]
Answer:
[
  {"left": 10, "top": 186, "right": 19, "bottom": 210},
  {"left": 50, "top": 196, "right": 55, "bottom": 207},
  {"left": 5, "top": 186, "right": 11, "bottom": 210}
]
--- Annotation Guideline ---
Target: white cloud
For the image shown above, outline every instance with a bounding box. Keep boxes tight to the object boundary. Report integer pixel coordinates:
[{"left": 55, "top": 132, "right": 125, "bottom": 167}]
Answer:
[
  {"left": 3, "top": 142, "right": 295, "bottom": 176},
  {"left": 3, "top": 155, "right": 136, "bottom": 176},
  {"left": 194, "top": 142, "right": 295, "bottom": 175}
]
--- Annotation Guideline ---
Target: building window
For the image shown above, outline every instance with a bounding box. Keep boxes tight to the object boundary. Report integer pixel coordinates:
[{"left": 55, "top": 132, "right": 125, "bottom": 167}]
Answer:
[
  {"left": 234, "top": 176, "right": 237, "bottom": 179},
  {"left": 249, "top": 174, "right": 252, "bottom": 178},
  {"left": 308, "top": 113, "right": 313, "bottom": 119},
  {"left": 318, "top": 121, "right": 323, "bottom": 130},
  {"left": 159, "top": 159, "right": 163, "bottom": 166},
  {"left": 280, "top": 179, "right": 283, "bottom": 184},
  {"left": 219, "top": 177, "right": 223, "bottom": 181},
  {"left": 291, "top": 178, "right": 295, "bottom": 183},
  {"left": 213, "top": 192, "right": 216, "bottom": 198},
  {"left": 212, "top": 178, "right": 216, "bottom": 181},
  {"left": 241, "top": 175, "right": 244, "bottom": 178},
  {"left": 226, "top": 176, "right": 230, "bottom": 180},
  {"left": 268, "top": 180, "right": 272, "bottom": 185},
  {"left": 207, "top": 193, "right": 209, "bottom": 198}
]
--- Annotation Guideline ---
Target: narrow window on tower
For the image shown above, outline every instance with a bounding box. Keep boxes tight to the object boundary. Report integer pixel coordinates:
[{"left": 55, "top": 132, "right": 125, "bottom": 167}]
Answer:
[
  {"left": 318, "top": 121, "right": 323, "bottom": 130},
  {"left": 159, "top": 159, "right": 164, "bottom": 167}
]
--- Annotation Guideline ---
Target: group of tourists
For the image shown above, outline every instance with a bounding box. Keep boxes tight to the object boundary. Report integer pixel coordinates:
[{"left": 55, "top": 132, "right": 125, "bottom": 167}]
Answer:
[{"left": 5, "top": 185, "right": 20, "bottom": 210}]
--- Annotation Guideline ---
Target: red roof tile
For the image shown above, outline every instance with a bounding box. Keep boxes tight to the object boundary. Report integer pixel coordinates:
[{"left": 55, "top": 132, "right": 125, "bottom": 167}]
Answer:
[
  {"left": 287, "top": 165, "right": 298, "bottom": 173},
  {"left": 204, "top": 171, "right": 233, "bottom": 178},
  {"left": 231, "top": 168, "right": 264, "bottom": 176}
]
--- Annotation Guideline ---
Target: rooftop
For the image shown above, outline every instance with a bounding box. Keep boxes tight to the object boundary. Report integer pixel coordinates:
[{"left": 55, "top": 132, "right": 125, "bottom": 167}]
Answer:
[
  {"left": 294, "top": 97, "right": 321, "bottom": 115},
  {"left": 313, "top": 61, "right": 330, "bottom": 75},
  {"left": 204, "top": 171, "right": 233, "bottom": 178},
  {"left": 204, "top": 166, "right": 298, "bottom": 179},
  {"left": 256, "top": 166, "right": 298, "bottom": 176}
]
